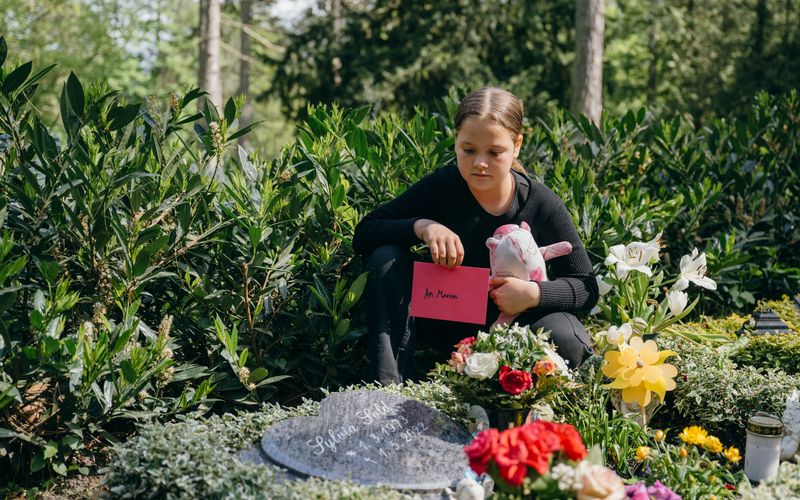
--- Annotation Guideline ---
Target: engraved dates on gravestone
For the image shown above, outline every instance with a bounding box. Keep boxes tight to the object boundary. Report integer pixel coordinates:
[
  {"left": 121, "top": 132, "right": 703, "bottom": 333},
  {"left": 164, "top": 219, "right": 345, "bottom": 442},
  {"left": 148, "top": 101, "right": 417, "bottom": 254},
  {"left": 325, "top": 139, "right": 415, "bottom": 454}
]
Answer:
[{"left": 259, "top": 391, "right": 472, "bottom": 491}]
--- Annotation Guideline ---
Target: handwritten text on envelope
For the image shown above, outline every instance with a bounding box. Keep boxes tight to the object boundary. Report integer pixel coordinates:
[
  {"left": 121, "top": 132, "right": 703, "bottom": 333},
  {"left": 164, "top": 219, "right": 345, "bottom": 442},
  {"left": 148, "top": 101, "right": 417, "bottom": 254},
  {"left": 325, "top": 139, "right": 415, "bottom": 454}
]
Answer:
[{"left": 409, "top": 262, "right": 490, "bottom": 325}]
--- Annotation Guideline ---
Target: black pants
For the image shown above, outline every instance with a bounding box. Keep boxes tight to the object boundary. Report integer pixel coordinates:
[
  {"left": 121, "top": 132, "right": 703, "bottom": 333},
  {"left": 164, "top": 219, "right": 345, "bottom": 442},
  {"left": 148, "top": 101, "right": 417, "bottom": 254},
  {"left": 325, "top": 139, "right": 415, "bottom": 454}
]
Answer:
[{"left": 365, "top": 245, "right": 594, "bottom": 385}]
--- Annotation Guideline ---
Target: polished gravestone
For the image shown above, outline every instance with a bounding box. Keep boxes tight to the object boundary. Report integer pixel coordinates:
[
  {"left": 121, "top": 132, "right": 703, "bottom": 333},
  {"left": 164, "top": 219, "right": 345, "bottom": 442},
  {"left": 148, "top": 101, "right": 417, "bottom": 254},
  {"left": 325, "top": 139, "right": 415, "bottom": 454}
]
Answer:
[{"left": 245, "top": 390, "right": 473, "bottom": 492}]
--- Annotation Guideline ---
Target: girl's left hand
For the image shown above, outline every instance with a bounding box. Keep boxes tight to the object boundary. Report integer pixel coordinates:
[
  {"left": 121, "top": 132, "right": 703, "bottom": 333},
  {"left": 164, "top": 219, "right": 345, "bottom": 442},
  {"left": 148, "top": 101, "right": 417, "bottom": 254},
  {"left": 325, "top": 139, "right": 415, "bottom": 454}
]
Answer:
[{"left": 488, "top": 277, "right": 541, "bottom": 315}]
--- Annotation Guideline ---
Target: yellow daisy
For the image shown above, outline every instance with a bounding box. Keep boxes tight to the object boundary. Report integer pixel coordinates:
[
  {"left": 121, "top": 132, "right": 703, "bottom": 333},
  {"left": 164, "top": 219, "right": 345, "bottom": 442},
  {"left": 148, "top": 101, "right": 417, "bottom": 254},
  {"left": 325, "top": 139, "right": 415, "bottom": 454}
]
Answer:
[
  {"left": 724, "top": 446, "right": 742, "bottom": 463},
  {"left": 679, "top": 426, "right": 708, "bottom": 446},
  {"left": 702, "top": 435, "right": 723, "bottom": 453}
]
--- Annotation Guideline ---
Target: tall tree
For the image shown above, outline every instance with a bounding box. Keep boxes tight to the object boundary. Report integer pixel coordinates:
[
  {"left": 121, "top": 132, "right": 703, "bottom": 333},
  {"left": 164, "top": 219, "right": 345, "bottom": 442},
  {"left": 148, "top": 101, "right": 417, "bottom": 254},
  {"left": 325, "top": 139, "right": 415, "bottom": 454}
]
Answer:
[
  {"left": 199, "top": 0, "right": 223, "bottom": 111},
  {"left": 571, "top": 0, "right": 605, "bottom": 124},
  {"left": 238, "top": 0, "right": 253, "bottom": 148}
]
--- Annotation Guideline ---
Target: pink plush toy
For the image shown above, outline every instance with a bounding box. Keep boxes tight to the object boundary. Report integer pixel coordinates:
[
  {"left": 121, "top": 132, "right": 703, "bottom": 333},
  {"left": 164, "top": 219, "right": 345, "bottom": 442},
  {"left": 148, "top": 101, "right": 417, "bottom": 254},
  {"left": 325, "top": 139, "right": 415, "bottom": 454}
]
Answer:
[{"left": 486, "top": 222, "right": 573, "bottom": 326}]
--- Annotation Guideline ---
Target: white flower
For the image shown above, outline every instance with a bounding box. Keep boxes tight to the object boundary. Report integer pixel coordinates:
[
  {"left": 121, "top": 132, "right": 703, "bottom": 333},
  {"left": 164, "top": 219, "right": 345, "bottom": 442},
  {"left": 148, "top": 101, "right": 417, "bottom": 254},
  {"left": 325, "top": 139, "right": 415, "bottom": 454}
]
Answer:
[
  {"left": 606, "top": 323, "right": 633, "bottom": 346},
  {"left": 464, "top": 352, "right": 500, "bottom": 380},
  {"left": 673, "top": 248, "right": 717, "bottom": 291},
  {"left": 604, "top": 233, "right": 661, "bottom": 278},
  {"left": 667, "top": 290, "right": 688, "bottom": 316},
  {"left": 597, "top": 275, "right": 613, "bottom": 296},
  {"left": 543, "top": 347, "right": 571, "bottom": 375},
  {"left": 551, "top": 462, "right": 583, "bottom": 491}
]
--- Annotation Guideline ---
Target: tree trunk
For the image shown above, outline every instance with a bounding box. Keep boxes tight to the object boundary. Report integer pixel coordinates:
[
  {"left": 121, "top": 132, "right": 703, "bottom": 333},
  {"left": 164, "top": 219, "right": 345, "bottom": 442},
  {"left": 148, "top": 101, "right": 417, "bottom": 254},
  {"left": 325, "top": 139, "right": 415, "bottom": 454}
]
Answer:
[
  {"left": 199, "top": 0, "right": 223, "bottom": 113},
  {"left": 238, "top": 0, "right": 253, "bottom": 149},
  {"left": 329, "top": 0, "right": 343, "bottom": 87},
  {"left": 571, "top": 0, "right": 605, "bottom": 125}
]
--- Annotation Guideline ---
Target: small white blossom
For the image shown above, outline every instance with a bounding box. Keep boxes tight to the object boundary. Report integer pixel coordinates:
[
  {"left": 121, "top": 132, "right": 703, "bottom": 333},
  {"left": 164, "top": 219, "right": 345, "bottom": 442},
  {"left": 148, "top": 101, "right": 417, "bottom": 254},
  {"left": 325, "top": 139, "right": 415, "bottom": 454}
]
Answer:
[
  {"left": 667, "top": 290, "right": 689, "bottom": 316},
  {"left": 606, "top": 323, "right": 633, "bottom": 346},
  {"left": 551, "top": 462, "right": 583, "bottom": 492},
  {"left": 597, "top": 275, "right": 613, "bottom": 296}
]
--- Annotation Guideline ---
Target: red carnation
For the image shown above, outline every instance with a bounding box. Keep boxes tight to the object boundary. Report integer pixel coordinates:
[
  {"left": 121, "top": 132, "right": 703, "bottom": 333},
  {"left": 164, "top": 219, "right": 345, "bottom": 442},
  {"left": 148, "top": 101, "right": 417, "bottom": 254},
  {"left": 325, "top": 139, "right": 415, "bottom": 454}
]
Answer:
[
  {"left": 455, "top": 336, "right": 476, "bottom": 348},
  {"left": 464, "top": 428, "right": 499, "bottom": 475},
  {"left": 498, "top": 366, "right": 533, "bottom": 395},
  {"left": 550, "top": 422, "right": 587, "bottom": 461},
  {"left": 494, "top": 427, "right": 530, "bottom": 486}
]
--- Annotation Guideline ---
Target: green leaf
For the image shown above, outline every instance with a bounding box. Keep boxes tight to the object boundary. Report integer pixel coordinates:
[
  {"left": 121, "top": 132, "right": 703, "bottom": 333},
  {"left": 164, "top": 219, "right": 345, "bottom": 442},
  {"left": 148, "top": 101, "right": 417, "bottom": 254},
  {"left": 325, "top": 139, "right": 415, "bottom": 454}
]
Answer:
[
  {"left": 52, "top": 461, "right": 67, "bottom": 476},
  {"left": 65, "top": 71, "right": 84, "bottom": 115},
  {"left": 120, "top": 360, "right": 137, "bottom": 383},
  {"left": 61, "top": 434, "right": 82, "bottom": 451},
  {"left": 44, "top": 440, "right": 58, "bottom": 459},
  {"left": 227, "top": 121, "right": 263, "bottom": 142},
  {"left": 30, "top": 452, "right": 45, "bottom": 473},
  {"left": 108, "top": 103, "right": 141, "bottom": 131},
  {"left": 224, "top": 97, "right": 236, "bottom": 125},
  {"left": 331, "top": 184, "right": 346, "bottom": 209},
  {"left": 342, "top": 272, "right": 369, "bottom": 312},
  {"left": 247, "top": 367, "right": 269, "bottom": 384},
  {"left": 2, "top": 60, "right": 32, "bottom": 95}
]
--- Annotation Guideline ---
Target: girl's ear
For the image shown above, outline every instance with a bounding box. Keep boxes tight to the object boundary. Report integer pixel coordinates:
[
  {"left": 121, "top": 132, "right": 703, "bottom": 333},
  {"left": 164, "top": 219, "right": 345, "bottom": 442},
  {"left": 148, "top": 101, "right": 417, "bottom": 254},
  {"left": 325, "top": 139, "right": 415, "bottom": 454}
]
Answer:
[{"left": 514, "top": 133, "right": 523, "bottom": 157}]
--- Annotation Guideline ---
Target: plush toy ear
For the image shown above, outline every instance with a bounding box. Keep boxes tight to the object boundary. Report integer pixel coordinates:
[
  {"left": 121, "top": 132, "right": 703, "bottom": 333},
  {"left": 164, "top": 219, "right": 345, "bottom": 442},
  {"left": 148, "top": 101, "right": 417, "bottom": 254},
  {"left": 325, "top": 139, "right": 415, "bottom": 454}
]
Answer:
[
  {"left": 520, "top": 221, "right": 531, "bottom": 232},
  {"left": 540, "top": 241, "right": 573, "bottom": 261},
  {"left": 486, "top": 237, "right": 500, "bottom": 250}
]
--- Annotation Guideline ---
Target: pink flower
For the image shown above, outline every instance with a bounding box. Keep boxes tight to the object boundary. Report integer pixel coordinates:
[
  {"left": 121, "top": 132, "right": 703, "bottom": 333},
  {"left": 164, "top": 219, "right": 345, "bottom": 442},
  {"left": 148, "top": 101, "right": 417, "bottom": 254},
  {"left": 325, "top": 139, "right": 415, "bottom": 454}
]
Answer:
[{"left": 577, "top": 464, "right": 626, "bottom": 500}]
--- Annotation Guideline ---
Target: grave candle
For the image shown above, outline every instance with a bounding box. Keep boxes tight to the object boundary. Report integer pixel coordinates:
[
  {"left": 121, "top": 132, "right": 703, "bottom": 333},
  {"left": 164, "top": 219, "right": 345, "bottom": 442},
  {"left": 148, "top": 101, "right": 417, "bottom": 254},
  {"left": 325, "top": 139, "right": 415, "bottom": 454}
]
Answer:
[{"left": 744, "top": 413, "right": 784, "bottom": 482}]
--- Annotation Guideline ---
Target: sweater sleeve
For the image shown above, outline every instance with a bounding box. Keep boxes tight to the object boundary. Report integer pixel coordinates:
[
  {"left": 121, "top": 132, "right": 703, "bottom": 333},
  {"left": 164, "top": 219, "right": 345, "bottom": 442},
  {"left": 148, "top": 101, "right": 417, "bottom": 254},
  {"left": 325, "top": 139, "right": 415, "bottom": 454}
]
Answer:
[
  {"left": 535, "top": 194, "right": 599, "bottom": 314},
  {"left": 352, "top": 171, "right": 440, "bottom": 257}
]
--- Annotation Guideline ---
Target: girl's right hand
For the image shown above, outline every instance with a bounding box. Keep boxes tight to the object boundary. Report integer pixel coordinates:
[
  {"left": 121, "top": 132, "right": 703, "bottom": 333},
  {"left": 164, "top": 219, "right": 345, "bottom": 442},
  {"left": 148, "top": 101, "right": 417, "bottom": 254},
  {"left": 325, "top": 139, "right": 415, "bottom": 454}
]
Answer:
[{"left": 413, "top": 219, "right": 465, "bottom": 268}]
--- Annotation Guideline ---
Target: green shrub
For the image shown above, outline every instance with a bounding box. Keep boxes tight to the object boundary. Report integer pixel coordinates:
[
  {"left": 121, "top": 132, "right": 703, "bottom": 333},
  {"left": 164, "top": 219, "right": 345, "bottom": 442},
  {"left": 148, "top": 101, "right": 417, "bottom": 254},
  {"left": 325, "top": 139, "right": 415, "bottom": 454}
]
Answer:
[
  {"left": 732, "top": 332, "right": 800, "bottom": 375},
  {"left": 741, "top": 461, "right": 800, "bottom": 499},
  {"left": 663, "top": 335, "right": 800, "bottom": 439}
]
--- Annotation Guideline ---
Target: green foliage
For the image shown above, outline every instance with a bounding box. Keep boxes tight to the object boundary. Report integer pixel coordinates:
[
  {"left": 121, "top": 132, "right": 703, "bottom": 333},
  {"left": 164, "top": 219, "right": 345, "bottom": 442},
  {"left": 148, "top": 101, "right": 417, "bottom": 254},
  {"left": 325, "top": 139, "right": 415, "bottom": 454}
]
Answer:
[
  {"left": 663, "top": 335, "right": 800, "bottom": 438},
  {"left": 732, "top": 332, "right": 800, "bottom": 375},
  {"left": 741, "top": 461, "right": 800, "bottom": 499},
  {"left": 103, "top": 382, "right": 459, "bottom": 499},
  {"left": 643, "top": 437, "right": 745, "bottom": 499},
  {"left": 550, "top": 357, "right": 650, "bottom": 477}
]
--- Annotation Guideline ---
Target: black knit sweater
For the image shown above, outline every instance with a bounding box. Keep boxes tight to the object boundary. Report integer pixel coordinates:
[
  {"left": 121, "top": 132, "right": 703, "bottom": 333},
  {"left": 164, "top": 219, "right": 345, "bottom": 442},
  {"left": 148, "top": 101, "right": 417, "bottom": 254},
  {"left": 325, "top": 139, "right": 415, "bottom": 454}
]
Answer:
[{"left": 353, "top": 164, "right": 599, "bottom": 314}]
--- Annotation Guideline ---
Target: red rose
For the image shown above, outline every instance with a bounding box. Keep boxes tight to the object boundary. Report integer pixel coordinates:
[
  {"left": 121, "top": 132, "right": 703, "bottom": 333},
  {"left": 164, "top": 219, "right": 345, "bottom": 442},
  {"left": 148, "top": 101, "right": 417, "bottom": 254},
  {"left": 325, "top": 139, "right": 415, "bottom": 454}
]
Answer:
[
  {"left": 498, "top": 366, "right": 533, "bottom": 395},
  {"left": 464, "top": 428, "right": 499, "bottom": 475},
  {"left": 494, "top": 427, "right": 530, "bottom": 486},
  {"left": 724, "top": 484, "right": 736, "bottom": 491}
]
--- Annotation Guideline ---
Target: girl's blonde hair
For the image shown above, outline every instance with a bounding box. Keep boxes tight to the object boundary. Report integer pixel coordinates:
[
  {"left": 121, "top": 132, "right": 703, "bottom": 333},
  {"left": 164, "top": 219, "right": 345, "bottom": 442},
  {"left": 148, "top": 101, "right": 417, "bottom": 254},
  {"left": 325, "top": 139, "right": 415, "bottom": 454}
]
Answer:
[{"left": 454, "top": 87, "right": 525, "bottom": 172}]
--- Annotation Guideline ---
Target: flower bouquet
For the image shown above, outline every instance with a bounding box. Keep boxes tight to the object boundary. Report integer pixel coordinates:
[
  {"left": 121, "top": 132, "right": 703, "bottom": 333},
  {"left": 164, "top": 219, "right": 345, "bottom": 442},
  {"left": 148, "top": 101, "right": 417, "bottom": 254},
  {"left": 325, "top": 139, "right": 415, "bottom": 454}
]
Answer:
[
  {"left": 430, "top": 324, "right": 572, "bottom": 425},
  {"left": 465, "top": 420, "right": 630, "bottom": 498}
]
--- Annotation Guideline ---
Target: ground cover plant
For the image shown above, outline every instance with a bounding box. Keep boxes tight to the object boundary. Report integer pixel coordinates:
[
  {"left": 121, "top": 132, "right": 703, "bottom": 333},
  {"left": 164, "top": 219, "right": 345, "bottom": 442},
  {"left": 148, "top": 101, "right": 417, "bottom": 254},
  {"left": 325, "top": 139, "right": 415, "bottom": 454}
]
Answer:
[{"left": 2, "top": 38, "right": 799, "bottom": 492}]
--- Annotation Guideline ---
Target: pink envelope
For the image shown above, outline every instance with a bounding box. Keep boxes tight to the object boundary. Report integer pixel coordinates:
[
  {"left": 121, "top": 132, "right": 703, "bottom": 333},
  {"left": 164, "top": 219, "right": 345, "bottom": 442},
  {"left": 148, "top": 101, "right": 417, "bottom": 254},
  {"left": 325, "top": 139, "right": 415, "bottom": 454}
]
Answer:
[{"left": 410, "top": 262, "right": 490, "bottom": 325}]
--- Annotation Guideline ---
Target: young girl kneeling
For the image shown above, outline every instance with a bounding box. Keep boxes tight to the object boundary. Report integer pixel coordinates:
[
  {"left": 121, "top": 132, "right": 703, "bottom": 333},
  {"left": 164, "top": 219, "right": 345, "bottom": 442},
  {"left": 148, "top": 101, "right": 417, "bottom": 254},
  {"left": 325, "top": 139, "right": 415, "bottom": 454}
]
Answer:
[{"left": 353, "top": 87, "right": 598, "bottom": 385}]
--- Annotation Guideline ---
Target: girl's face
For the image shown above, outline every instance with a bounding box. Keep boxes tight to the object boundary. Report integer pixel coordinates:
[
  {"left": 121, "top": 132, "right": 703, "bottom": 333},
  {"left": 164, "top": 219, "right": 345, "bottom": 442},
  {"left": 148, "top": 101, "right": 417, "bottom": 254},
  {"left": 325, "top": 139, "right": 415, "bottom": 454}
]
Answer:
[{"left": 455, "top": 117, "right": 522, "bottom": 196}]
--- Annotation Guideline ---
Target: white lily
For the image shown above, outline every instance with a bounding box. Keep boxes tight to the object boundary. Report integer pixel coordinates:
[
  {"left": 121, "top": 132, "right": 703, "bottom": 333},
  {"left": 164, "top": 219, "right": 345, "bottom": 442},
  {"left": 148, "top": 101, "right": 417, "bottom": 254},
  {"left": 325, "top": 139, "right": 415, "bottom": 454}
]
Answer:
[
  {"left": 605, "top": 323, "right": 633, "bottom": 346},
  {"left": 667, "top": 290, "right": 688, "bottom": 316},
  {"left": 673, "top": 248, "right": 717, "bottom": 291},
  {"left": 597, "top": 275, "right": 613, "bottom": 296},
  {"left": 604, "top": 234, "right": 661, "bottom": 278}
]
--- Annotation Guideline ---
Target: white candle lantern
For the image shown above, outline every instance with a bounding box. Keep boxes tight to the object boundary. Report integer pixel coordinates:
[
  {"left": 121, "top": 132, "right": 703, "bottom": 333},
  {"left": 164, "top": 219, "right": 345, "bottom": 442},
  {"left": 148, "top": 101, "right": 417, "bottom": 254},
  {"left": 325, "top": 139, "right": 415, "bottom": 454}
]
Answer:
[{"left": 744, "top": 413, "right": 784, "bottom": 482}]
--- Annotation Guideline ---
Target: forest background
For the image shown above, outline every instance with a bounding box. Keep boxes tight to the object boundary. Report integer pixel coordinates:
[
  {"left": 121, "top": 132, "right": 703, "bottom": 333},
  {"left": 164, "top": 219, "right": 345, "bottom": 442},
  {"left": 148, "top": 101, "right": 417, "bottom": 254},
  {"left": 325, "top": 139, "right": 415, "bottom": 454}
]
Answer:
[{"left": 3, "top": 0, "right": 799, "bottom": 156}]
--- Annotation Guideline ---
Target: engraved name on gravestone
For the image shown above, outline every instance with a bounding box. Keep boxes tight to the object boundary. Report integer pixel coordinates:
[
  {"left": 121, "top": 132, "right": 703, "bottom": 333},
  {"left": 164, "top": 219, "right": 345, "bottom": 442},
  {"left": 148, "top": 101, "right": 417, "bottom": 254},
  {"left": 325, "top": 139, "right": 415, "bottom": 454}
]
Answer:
[{"left": 259, "top": 391, "right": 473, "bottom": 491}]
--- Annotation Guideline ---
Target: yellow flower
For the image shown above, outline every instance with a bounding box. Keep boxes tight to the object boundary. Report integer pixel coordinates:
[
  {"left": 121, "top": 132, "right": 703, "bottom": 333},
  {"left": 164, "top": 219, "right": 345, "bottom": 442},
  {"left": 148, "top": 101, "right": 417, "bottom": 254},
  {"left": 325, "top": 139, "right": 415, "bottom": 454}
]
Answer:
[
  {"left": 702, "top": 435, "right": 723, "bottom": 453},
  {"left": 602, "top": 337, "right": 678, "bottom": 407},
  {"left": 724, "top": 446, "right": 742, "bottom": 463},
  {"left": 635, "top": 446, "right": 651, "bottom": 461},
  {"left": 679, "top": 447, "right": 688, "bottom": 458},
  {"left": 654, "top": 430, "right": 665, "bottom": 442},
  {"left": 679, "top": 426, "right": 708, "bottom": 446}
]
